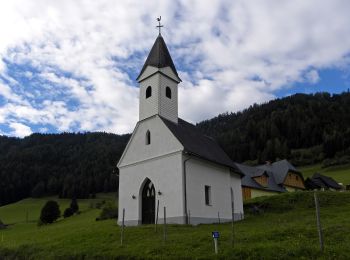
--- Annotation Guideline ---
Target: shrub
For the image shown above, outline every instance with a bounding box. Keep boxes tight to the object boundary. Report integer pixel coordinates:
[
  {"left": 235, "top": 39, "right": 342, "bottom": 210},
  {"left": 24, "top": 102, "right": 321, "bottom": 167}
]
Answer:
[
  {"left": 96, "top": 202, "right": 118, "bottom": 221},
  {"left": 63, "top": 207, "right": 74, "bottom": 218},
  {"left": 0, "top": 219, "right": 6, "bottom": 229},
  {"left": 39, "top": 200, "right": 60, "bottom": 224}
]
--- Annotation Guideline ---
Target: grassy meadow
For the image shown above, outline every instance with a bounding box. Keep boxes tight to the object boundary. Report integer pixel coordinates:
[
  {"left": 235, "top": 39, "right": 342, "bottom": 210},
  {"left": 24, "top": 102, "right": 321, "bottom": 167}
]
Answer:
[
  {"left": 299, "top": 163, "right": 350, "bottom": 185},
  {"left": 1, "top": 191, "right": 350, "bottom": 259}
]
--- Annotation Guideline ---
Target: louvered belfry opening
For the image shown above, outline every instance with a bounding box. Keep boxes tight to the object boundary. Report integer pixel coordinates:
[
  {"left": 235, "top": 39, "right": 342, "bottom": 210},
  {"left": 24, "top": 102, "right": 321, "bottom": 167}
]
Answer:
[{"left": 141, "top": 179, "right": 155, "bottom": 224}]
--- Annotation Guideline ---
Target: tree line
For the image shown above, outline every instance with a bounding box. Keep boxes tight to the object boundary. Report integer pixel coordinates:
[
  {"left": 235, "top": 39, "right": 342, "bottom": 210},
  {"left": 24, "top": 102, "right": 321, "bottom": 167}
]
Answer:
[
  {"left": 0, "top": 132, "right": 129, "bottom": 206},
  {"left": 1, "top": 92, "right": 350, "bottom": 206},
  {"left": 197, "top": 92, "right": 350, "bottom": 166}
]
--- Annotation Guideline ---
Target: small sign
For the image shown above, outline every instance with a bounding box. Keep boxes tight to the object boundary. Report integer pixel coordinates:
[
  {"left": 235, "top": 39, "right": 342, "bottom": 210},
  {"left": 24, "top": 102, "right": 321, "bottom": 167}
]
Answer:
[{"left": 212, "top": 231, "right": 220, "bottom": 239}]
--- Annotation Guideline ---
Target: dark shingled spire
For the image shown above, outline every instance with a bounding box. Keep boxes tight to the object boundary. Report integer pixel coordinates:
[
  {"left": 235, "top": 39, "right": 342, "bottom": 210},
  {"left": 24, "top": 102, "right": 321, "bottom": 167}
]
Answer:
[{"left": 137, "top": 35, "right": 179, "bottom": 81}]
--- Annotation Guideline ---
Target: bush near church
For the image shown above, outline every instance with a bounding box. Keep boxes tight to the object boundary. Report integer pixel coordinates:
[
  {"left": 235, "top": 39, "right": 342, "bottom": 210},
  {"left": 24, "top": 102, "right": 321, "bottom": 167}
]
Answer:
[
  {"left": 63, "top": 207, "right": 74, "bottom": 218},
  {"left": 96, "top": 202, "right": 118, "bottom": 221},
  {"left": 39, "top": 200, "right": 61, "bottom": 225}
]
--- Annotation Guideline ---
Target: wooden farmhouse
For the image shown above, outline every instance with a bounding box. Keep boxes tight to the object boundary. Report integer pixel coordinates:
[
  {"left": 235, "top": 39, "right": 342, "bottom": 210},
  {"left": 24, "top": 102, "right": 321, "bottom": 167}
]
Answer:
[
  {"left": 237, "top": 160, "right": 305, "bottom": 201},
  {"left": 305, "top": 173, "right": 342, "bottom": 191}
]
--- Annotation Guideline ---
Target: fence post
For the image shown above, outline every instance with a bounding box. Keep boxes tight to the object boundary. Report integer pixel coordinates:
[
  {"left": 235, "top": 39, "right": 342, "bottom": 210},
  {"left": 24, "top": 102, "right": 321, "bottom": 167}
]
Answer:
[
  {"left": 314, "top": 192, "right": 324, "bottom": 251},
  {"left": 231, "top": 189, "right": 235, "bottom": 247},
  {"left": 218, "top": 211, "right": 221, "bottom": 224},
  {"left": 155, "top": 200, "right": 159, "bottom": 233},
  {"left": 163, "top": 207, "right": 167, "bottom": 242},
  {"left": 120, "top": 208, "right": 125, "bottom": 246}
]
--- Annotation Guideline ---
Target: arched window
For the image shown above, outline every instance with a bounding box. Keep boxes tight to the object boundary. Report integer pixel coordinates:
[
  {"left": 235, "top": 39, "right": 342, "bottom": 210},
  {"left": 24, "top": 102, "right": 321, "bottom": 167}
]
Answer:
[
  {"left": 146, "top": 130, "right": 151, "bottom": 145},
  {"left": 166, "top": 86, "right": 171, "bottom": 99},
  {"left": 146, "top": 86, "right": 152, "bottom": 98}
]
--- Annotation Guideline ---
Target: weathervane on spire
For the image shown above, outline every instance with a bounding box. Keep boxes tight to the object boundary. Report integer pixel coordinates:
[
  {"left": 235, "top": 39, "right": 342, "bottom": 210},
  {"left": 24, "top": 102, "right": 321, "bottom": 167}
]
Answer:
[{"left": 156, "top": 16, "right": 163, "bottom": 35}]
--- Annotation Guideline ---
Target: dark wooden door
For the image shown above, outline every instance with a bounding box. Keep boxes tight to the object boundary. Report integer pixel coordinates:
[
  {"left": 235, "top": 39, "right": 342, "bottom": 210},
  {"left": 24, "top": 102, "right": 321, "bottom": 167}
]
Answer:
[{"left": 142, "top": 179, "right": 155, "bottom": 224}]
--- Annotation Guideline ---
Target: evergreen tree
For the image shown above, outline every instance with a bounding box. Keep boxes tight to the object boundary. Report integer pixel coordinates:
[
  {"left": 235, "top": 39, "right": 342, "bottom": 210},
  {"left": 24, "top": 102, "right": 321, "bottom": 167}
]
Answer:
[{"left": 70, "top": 198, "right": 79, "bottom": 213}]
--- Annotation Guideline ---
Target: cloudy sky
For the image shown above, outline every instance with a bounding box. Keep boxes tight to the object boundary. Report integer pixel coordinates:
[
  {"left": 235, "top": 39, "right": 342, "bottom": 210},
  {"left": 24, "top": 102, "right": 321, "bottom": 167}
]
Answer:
[{"left": 0, "top": 0, "right": 350, "bottom": 137}]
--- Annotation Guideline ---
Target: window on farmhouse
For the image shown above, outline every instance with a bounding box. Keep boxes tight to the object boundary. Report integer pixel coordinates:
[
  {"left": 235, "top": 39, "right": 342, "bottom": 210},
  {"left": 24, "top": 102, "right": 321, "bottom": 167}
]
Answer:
[{"left": 205, "top": 185, "right": 211, "bottom": 205}]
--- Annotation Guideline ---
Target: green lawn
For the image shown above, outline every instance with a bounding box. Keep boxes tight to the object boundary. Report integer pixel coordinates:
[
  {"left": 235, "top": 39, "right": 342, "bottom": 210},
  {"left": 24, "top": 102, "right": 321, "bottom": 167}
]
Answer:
[
  {"left": 1, "top": 192, "right": 350, "bottom": 259},
  {"left": 299, "top": 164, "right": 350, "bottom": 185}
]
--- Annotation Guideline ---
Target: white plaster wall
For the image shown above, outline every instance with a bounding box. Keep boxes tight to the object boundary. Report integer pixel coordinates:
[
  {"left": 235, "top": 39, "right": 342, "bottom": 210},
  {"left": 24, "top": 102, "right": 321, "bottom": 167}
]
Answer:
[
  {"left": 138, "top": 66, "right": 180, "bottom": 82},
  {"left": 138, "top": 66, "right": 158, "bottom": 81},
  {"left": 185, "top": 157, "right": 243, "bottom": 223},
  {"left": 139, "top": 66, "right": 179, "bottom": 123},
  {"left": 139, "top": 75, "right": 159, "bottom": 121},
  {"left": 118, "top": 152, "right": 184, "bottom": 225},
  {"left": 230, "top": 172, "right": 244, "bottom": 216},
  {"left": 159, "top": 75, "right": 178, "bottom": 123},
  {"left": 118, "top": 116, "right": 183, "bottom": 167}
]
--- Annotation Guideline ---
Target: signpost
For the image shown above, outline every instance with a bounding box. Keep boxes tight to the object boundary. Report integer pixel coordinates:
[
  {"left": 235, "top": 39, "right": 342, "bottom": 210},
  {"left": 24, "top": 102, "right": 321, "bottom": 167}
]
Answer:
[{"left": 212, "top": 231, "right": 220, "bottom": 254}]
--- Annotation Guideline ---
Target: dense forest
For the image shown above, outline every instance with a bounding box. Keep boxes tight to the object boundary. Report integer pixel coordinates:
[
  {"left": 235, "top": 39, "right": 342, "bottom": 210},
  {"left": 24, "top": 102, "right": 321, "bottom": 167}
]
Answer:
[
  {"left": 0, "top": 133, "right": 129, "bottom": 206},
  {"left": 1, "top": 92, "right": 350, "bottom": 206},
  {"left": 198, "top": 92, "right": 350, "bottom": 166}
]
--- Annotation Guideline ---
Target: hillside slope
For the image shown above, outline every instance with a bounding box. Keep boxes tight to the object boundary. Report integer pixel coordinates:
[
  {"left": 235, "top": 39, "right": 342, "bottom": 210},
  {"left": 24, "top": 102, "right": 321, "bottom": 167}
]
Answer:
[
  {"left": 198, "top": 92, "right": 350, "bottom": 165},
  {"left": 0, "top": 133, "right": 129, "bottom": 206},
  {"left": 1, "top": 92, "right": 350, "bottom": 206},
  {"left": 0, "top": 192, "right": 350, "bottom": 259}
]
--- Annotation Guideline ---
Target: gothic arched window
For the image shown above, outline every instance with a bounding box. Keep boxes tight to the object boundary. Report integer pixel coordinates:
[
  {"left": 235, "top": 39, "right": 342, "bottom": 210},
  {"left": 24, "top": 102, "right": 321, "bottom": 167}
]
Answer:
[
  {"left": 166, "top": 86, "right": 171, "bottom": 99},
  {"left": 146, "top": 130, "right": 151, "bottom": 145},
  {"left": 146, "top": 86, "right": 152, "bottom": 98}
]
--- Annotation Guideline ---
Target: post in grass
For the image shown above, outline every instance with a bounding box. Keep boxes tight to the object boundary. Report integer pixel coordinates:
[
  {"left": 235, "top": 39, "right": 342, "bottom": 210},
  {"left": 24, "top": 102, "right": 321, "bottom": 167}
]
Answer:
[
  {"left": 314, "top": 192, "right": 324, "bottom": 251},
  {"left": 120, "top": 208, "right": 125, "bottom": 246},
  {"left": 231, "top": 189, "right": 235, "bottom": 247},
  {"left": 155, "top": 200, "right": 159, "bottom": 233},
  {"left": 163, "top": 206, "right": 167, "bottom": 242}
]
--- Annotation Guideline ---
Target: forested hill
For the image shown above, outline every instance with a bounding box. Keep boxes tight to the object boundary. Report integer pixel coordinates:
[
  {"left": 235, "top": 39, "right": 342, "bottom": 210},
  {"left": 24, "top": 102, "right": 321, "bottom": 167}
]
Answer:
[
  {"left": 1, "top": 92, "right": 350, "bottom": 206},
  {"left": 197, "top": 92, "right": 350, "bottom": 165},
  {"left": 0, "top": 133, "right": 130, "bottom": 206}
]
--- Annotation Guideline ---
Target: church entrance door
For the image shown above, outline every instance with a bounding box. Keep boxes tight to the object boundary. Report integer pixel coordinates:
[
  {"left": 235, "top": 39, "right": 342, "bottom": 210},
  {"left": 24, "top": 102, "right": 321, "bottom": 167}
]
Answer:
[{"left": 142, "top": 179, "right": 155, "bottom": 224}]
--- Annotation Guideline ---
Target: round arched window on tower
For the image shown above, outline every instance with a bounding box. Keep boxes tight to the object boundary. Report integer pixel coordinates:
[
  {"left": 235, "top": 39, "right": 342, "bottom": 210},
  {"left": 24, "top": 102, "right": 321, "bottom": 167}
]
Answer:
[
  {"left": 146, "top": 86, "right": 152, "bottom": 98},
  {"left": 166, "top": 86, "right": 171, "bottom": 99}
]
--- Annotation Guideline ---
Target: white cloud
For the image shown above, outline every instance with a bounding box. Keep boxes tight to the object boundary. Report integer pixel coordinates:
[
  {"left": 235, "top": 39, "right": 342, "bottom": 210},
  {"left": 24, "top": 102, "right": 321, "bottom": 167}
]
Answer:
[
  {"left": 305, "top": 70, "right": 320, "bottom": 84},
  {"left": 0, "top": 0, "right": 349, "bottom": 136},
  {"left": 9, "top": 122, "right": 32, "bottom": 137}
]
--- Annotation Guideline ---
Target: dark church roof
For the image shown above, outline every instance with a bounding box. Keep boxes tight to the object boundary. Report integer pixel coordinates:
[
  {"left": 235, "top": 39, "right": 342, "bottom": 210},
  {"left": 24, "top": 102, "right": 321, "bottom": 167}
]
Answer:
[
  {"left": 160, "top": 117, "right": 242, "bottom": 175},
  {"left": 137, "top": 35, "right": 180, "bottom": 81}
]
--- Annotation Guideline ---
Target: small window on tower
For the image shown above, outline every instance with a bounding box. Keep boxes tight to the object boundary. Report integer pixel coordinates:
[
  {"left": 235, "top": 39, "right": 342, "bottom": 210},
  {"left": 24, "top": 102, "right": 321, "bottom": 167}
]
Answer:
[
  {"left": 146, "top": 86, "right": 152, "bottom": 98},
  {"left": 205, "top": 185, "right": 211, "bottom": 206},
  {"left": 146, "top": 130, "right": 151, "bottom": 145},
  {"left": 166, "top": 87, "right": 171, "bottom": 99}
]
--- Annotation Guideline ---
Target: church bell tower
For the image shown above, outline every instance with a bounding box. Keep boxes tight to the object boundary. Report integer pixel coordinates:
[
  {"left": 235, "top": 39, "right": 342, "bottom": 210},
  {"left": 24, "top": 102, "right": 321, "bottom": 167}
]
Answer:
[{"left": 136, "top": 21, "right": 181, "bottom": 124}]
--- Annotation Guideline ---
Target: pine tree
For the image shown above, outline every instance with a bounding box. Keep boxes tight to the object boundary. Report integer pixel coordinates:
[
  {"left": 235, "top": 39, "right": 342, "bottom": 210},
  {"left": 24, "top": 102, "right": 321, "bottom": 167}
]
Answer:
[{"left": 70, "top": 198, "right": 79, "bottom": 213}]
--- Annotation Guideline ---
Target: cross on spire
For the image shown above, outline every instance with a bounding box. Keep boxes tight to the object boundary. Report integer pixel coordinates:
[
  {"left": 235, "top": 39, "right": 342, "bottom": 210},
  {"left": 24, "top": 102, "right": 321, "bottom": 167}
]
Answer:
[{"left": 156, "top": 16, "right": 163, "bottom": 35}]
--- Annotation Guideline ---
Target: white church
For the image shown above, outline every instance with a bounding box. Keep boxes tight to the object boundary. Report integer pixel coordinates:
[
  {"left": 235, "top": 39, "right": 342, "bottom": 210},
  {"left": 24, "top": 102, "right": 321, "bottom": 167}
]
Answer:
[{"left": 117, "top": 29, "right": 244, "bottom": 226}]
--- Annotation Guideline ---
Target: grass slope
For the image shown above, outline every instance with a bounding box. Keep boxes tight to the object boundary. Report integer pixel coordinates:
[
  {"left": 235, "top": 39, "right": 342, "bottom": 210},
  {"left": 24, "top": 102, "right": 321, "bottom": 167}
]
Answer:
[
  {"left": 1, "top": 192, "right": 350, "bottom": 259},
  {"left": 300, "top": 164, "right": 350, "bottom": 185}
]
